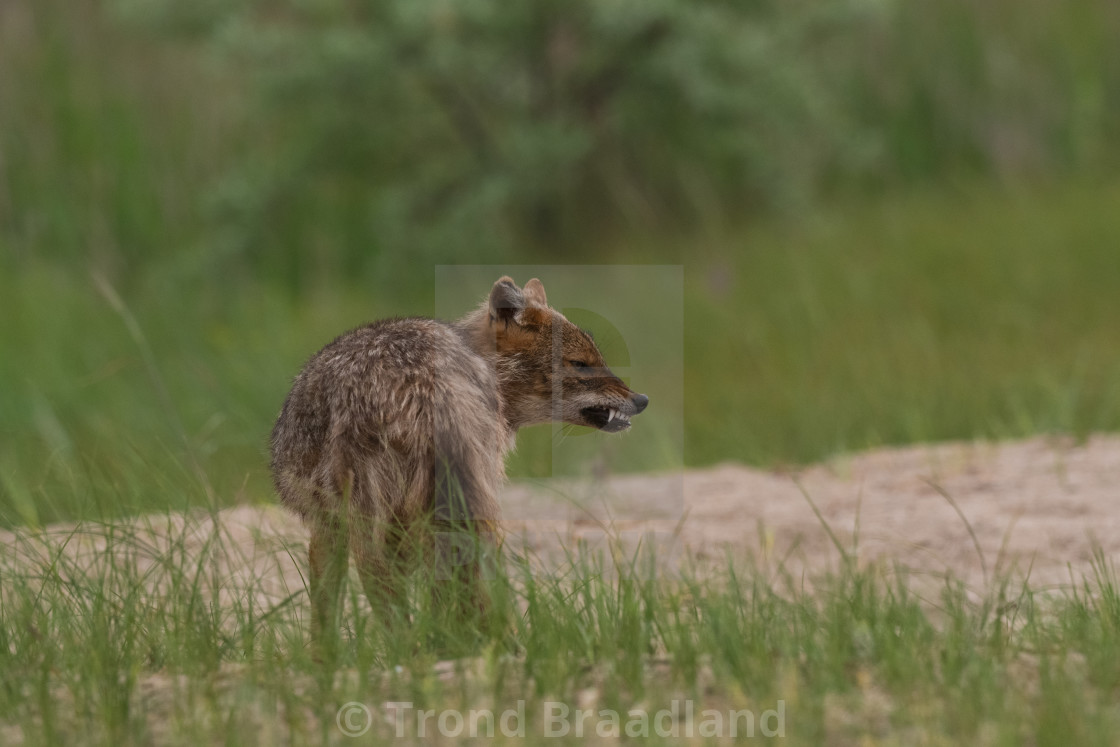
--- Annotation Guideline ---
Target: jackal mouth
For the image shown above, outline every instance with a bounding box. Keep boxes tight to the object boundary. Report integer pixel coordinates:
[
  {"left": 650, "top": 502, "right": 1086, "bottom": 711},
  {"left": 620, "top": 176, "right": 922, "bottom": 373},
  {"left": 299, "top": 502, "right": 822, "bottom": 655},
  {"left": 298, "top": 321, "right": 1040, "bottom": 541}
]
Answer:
[{"left": 581, "top": 405, "right": 631, "bottom": 433}]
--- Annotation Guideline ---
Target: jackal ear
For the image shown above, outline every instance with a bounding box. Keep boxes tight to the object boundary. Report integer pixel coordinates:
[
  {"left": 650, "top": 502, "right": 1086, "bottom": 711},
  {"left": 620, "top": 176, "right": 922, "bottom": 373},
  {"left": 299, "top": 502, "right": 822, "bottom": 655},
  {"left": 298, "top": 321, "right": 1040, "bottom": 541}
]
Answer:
[
  {"left": 488, "top": 277, "right": 525, "bottom": 324},
  {"left": 522, "top": 278, "right": 548, "bottom": 308}
]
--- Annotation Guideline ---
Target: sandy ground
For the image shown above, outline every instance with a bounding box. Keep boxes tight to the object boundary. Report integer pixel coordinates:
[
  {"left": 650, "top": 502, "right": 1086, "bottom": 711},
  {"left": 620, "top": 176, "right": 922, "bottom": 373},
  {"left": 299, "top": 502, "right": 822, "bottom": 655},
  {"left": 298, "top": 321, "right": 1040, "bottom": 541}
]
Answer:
[
  {"left": 5, "top": 434, "right": 1120, "bottom": 609},
  {"left": 507, "top": 433, "right": 1120, "bottom": 590}
]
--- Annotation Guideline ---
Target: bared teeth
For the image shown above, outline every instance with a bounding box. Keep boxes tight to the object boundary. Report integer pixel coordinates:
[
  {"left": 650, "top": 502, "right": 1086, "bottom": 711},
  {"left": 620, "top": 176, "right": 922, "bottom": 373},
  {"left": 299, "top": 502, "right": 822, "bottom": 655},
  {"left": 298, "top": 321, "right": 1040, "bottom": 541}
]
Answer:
[{"left": 607, "top": 409, "right": 618, "bottom": 423}]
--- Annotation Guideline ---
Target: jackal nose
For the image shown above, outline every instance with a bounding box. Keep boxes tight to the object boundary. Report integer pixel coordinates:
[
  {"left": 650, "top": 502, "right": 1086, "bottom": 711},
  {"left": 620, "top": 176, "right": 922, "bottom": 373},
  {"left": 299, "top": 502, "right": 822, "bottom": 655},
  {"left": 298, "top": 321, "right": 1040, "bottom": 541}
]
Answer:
[{"left": 631, "top": 393, "right": 649, "bottom": 414}]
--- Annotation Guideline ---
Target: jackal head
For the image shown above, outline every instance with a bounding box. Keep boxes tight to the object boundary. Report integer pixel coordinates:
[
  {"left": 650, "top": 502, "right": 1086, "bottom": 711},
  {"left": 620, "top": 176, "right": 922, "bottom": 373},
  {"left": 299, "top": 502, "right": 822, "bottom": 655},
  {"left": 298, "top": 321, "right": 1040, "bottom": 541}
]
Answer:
[{"left": 470, "top": 276, "right": 649, "bottom": 433}]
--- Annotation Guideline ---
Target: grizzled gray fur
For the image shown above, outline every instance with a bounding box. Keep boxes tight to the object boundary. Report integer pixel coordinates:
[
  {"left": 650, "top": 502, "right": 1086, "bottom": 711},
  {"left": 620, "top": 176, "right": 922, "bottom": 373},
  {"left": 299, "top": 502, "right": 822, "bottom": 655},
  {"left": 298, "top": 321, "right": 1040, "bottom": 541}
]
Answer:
[{"left": 270, "top": 276, "right": 649, "bottom": 641}]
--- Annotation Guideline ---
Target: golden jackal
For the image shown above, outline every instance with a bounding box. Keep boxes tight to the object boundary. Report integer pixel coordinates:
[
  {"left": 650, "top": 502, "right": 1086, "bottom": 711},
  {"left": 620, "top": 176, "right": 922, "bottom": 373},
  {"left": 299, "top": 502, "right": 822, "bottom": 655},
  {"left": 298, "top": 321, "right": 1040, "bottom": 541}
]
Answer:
[{"left": 269, "top": 276, "right": 648, "bottom": 638}]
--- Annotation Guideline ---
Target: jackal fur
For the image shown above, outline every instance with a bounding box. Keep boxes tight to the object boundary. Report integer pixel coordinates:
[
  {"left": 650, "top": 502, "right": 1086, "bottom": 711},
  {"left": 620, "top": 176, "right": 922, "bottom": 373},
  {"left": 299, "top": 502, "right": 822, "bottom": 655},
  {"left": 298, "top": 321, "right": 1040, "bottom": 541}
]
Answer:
[{"left": 269, "top": 276, "right": 649, "bottom": 639}]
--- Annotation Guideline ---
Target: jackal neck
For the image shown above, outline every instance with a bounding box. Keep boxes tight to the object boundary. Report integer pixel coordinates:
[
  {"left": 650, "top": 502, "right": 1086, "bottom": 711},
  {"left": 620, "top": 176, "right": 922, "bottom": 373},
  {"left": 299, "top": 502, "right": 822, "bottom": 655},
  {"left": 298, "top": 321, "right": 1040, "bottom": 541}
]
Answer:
[{"left": 453, "top": 306, "right": 518, "bottom": 438}]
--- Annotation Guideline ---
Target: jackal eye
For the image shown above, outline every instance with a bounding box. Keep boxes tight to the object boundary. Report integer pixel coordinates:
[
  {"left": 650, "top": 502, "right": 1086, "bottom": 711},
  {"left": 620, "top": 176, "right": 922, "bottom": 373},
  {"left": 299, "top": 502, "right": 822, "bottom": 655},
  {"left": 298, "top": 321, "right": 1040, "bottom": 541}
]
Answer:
[{"left": 567, "top": 359, "right": 591, "bottom": 371}]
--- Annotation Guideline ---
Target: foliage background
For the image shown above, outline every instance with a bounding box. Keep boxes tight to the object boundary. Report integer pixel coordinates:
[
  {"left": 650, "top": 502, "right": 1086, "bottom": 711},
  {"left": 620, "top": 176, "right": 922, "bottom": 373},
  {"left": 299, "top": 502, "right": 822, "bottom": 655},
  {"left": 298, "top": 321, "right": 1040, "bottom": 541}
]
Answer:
[{"left": 2, "top": 0, "right": 1120, "bottom": 524}]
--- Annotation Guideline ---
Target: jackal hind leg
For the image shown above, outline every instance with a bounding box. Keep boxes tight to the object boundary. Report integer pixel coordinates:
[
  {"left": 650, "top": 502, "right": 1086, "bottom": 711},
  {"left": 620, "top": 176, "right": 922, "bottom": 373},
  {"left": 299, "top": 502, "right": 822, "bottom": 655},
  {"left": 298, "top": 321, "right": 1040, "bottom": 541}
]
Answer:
[
  {"left": 351, "top": 517, "right": 410, "bottom": 631},
  {"left": 308, "top": 515, "right": 349, "bottom": 658},
  {"left": 431, "top": 521, "right": 499, "bottom": 630}
]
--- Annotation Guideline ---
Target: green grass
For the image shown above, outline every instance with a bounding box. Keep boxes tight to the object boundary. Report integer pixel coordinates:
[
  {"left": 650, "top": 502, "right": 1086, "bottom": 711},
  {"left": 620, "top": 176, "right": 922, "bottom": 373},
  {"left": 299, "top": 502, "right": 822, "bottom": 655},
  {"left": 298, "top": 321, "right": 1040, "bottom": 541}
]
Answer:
[
  {"left": 4, "top": 180, "right": 1120, "bottom": 525},
  {"left": 4, "top": 180, "right": 1119, "bottom": 739},
  {"left": 3, "top": 514, "right": 1120, "bottom": 745},
  {"left": 683, "top": 179, "right": 1120, "bottom": 466}
]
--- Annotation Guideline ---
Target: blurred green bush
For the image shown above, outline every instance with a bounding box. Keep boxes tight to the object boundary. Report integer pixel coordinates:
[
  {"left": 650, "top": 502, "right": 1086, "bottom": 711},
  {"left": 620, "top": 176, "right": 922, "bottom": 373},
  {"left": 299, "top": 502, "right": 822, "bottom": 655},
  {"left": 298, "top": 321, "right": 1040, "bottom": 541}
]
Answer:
[
  {"left": 112, "top": 0, "right": 852, "bottom": 287},
  {"left": 4, "top": 0, "right": 1119, "bottom": 292}
]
